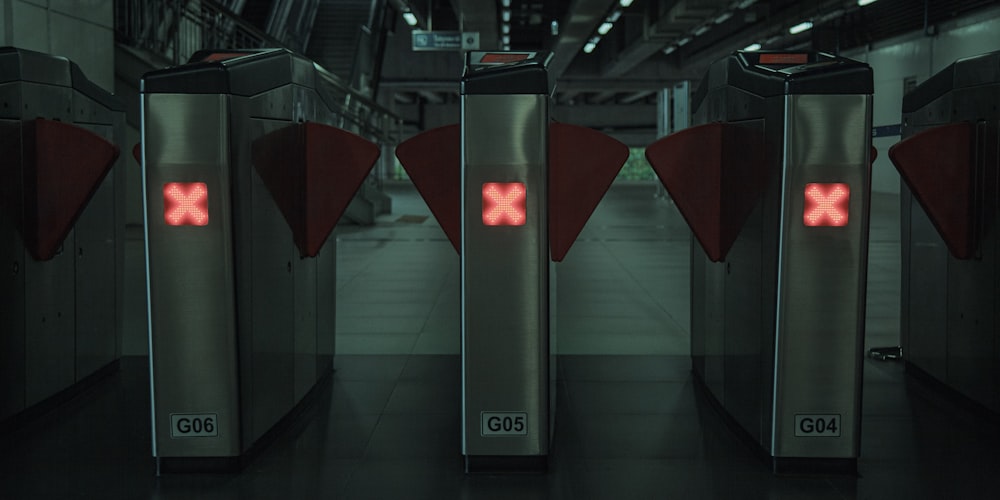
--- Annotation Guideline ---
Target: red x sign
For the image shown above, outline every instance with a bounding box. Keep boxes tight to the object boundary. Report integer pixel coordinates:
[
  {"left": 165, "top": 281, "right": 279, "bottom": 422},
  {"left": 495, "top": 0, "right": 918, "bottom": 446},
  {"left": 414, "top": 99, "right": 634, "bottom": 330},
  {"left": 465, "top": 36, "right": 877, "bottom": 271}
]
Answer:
[
  {"left": 803, "top": 183, "right": 849, "bottom": 227},
  {"left": 163, "top": 182, "right": 209, "bottom": 226},
  {"left": 482, "top": 182, "right": 526, "bottom": 226}
]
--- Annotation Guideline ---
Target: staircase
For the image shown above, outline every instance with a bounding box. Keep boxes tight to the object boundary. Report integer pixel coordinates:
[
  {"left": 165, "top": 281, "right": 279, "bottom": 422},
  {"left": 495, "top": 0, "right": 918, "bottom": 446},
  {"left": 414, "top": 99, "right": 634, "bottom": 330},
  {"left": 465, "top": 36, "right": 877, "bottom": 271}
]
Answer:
[{"left": 305, "top": 0, "right": 372, "bottom": 83}]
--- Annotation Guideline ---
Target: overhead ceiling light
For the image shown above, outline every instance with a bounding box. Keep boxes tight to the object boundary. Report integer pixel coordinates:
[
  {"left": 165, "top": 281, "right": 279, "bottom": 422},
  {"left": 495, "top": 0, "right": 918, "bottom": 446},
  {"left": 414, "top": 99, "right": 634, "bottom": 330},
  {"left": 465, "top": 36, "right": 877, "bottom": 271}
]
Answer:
[
  {"left": 619, "top": 0, "right": 635, "bottom": 7},
  {"left": 663, "top": 45, "right": 677, "bottom": 55},
  {"left": 608, "top": 10, "right": 622, "bottom": 23},
  {"left": 714, "top": 11, "right": 733, "bottom": 24},
  {"left": 502, "top": 35, "right": 510, "bottom": 45},
  {"left": 551, "top": 20, "right": 559, "bottom": 35},
  {"left": 744, "top": 42, "right": 762, "bottom": 51},
  {"left": 583, "top": 41, "right": 598, "bottom": 53},
  {"left": 502, "top": 9, "right": 511, "bottom": 22},
  {"left": 737, "top": 0, "right": 756, "bottom": 8},
  {"left": 402, "top": 11, "right": 417, "bottom": 26},
  {"left": 677, "top": 36, "right": 692, "bottom": 46},
  {"left": 502, "top": 23, "right": 510, "bottom": 34},
  {"left": 598, "top": 22, "right": 614, "bottom": 35},
  {"left": 858, "top": 0, "right": 878, "bottom": 5},
  {"left": 789, "top": 20, "right": 813, "bottom": 34},
  {"left": 502, "top": 0, "right": 511, "bottom": 7},
  {"left": 693, "top": 25, "right": 710, "bottom": 36}
]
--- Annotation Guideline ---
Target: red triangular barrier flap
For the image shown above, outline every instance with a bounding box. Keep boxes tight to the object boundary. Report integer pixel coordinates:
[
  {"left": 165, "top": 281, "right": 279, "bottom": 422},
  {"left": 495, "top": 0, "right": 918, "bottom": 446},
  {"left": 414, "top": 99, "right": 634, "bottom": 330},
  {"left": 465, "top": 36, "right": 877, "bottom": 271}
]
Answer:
[
  {"left": 394, "top": 124, "right": 461, "bottom": 253},
  {"left": 252, "top": 122, "right": 380, "bottom": 258},
  {"left": 19, "top": 118, "right": 120, "bottom": 261},
  {"left": 889, "top": 122, "right": 976, "bottom": 259},
  {"left": 548, "top": 122, "right": 629, "bottom": 262},
  {"left": 645, "top": 122, "right": 766, "bottom": 262}
]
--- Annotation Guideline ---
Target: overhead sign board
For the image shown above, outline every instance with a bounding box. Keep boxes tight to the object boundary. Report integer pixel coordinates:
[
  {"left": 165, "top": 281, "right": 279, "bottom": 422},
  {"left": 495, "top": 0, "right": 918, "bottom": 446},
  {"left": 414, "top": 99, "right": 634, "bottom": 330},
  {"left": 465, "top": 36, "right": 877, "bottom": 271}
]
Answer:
[{"left": 412, "top": 30, "right": 480, "bottom": 51}]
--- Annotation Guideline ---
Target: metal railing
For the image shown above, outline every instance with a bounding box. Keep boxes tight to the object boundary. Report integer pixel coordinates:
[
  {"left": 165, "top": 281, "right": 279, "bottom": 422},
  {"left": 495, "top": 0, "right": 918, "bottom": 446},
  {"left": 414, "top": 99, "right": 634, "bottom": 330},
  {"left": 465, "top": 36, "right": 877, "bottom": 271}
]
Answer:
[{"left": 114, "top": 0, "right": 402, "bottom": 167}]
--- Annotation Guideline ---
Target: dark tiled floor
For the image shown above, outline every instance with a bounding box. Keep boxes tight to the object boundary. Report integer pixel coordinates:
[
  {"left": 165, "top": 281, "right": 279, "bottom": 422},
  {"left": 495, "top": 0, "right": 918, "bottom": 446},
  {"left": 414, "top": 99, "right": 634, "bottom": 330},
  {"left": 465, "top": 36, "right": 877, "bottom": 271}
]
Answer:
[{"left": 3, "top": 182, "right": 999, "bottom": 499}]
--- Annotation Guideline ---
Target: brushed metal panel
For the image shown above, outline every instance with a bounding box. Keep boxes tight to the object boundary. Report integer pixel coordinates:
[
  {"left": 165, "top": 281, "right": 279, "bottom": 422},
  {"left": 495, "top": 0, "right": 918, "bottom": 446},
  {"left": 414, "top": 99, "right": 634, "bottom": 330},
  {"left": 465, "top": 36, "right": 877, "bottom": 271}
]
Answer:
[
  {"left": 294, "top": 255, "right": 318, "bottom": 403},
  {"left": 72, "top": 121, "right": 119, "bottom": 380},
  {"left": 691, "top": 251, "right": 726, "bottom": 401},
  {"left": 772, "top": 94, "right": 871, "bottom": 459},
  {"left": 23, "top": 84, "right": 77, "bottom": 408},
  {"left": 316, "top": 236, "right": 336, "bottom": 374},
  {"left": 462, "top": 93, "right": 550, "bottom": 457},
  {"left": 901, "top": 185, "right": 949, "bottom": 379},
  {"left": 24, "top": 234, "right": 76, "bottom": 406},
  {"left": 144, "top": 93, "right": 240, "bottom": 457},
  {"left": 724, "top": 205, "right": 765, "bottom": 443}
]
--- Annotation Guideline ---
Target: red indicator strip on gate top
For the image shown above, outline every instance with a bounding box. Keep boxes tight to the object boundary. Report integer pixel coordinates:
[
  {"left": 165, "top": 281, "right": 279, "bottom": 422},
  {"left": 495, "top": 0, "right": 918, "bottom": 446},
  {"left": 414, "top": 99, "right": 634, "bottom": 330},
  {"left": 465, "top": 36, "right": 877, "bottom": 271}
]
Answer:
[
  {"left": 803, "top": 183, "right": 849, "bottom": 227},
  {"left": 482, "top": 182, "right": 526, "bottom": 226},
  {"left": 164, "top": 182, "right": 209, "bottom": 226}
]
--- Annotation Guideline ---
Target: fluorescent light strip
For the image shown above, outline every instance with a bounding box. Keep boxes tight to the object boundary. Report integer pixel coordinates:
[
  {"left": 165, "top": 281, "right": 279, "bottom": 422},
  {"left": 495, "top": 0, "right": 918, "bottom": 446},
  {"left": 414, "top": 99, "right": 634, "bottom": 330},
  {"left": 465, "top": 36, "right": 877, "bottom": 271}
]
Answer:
[
  {"left": 620, "top": 0, "right": 634, "bottom": 7},
  {"left": 598, "top": 22, "right": 613, "bottom": 35},
  {"left": 744, "top": 43, "right": 762, "bottom": 51},
  {"left": 402, "top": 12, "right": 417, "bottom": 26},
  {"left": 858, "top": 0, "right": 878, "bottom": 5},
  {"left": 789, "top": 21, "right": 813, "bottom": 34}
]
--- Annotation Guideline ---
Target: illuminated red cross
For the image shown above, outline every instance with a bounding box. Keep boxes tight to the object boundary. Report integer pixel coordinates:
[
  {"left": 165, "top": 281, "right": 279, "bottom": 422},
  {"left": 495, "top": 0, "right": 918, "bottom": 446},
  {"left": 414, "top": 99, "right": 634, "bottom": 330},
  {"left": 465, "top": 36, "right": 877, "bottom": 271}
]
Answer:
[
  {"left": 482, "top": 182, "right": 526, "bottom": 226},
  {"left": 163, "top": 182, "right": 209, "bottom": 226},
  {"left": 803, "top": 183, "right": 849, "bottom": 227}
]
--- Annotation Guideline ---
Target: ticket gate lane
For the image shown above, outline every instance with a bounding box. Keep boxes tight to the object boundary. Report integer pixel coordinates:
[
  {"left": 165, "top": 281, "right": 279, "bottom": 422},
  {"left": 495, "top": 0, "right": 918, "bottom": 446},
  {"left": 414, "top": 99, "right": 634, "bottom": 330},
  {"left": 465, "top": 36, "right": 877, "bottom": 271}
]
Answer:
[
  {"left": 646, "top": 51, "right": 873, "bottom": 473},
  {"left": 889, "top": 50, "right": 1000, "bottom": 412},
  {"left": 1, "top": 47, "right": 125, "bottom": 425},
  {"left": 141, "top": 49, "right": 380, "bottom": 470},
  {"left": 395, "top": 51, "right": 627, "bottom": 472}
]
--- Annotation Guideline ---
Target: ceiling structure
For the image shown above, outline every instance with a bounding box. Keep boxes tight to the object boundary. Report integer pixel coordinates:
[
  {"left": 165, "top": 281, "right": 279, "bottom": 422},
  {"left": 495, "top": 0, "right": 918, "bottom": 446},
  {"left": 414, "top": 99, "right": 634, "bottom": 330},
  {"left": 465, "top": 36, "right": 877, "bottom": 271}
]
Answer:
[{"left": 380, "top": 0, "right": 998, "bottom": 138}]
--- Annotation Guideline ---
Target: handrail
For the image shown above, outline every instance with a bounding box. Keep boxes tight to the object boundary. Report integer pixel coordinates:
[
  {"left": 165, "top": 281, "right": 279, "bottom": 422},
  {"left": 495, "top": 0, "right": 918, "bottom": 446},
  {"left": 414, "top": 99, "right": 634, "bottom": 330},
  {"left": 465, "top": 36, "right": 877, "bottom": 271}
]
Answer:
[{"left": 114, "top": 0, "right": 401, "bottom": 146}]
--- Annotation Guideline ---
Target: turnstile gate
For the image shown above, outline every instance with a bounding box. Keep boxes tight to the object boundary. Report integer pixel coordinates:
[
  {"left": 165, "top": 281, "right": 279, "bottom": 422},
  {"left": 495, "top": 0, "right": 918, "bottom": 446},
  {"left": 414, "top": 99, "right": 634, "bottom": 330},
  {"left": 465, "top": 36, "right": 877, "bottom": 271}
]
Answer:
[
  {"left": 0, "top": 47, "right": 124, "bottom": 427},
  {"left": 889, "top": 50, "right": 1000, "bottom": 414},
  {"left": 646, "top": 51, "right": 874, "bottom": 473},
  {"left": 395, "top": 51, "right": 628, "bottom": 472},
  {"left": 141, "top": 48, "right": 379, "bottom": 472}
]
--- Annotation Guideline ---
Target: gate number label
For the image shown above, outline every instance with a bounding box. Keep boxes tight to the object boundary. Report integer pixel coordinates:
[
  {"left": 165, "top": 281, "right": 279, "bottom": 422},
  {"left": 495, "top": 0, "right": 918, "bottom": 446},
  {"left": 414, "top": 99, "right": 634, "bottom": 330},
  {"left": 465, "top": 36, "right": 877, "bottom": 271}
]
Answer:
[
  {"left": 170, "top": 413, "right": 219, "bottom": 438},
  {"left": 794, "top": 414, "right": 841, "bottom": 437},
  {"left": 481, "top": 412, "right": 527, "bottom": 436}
]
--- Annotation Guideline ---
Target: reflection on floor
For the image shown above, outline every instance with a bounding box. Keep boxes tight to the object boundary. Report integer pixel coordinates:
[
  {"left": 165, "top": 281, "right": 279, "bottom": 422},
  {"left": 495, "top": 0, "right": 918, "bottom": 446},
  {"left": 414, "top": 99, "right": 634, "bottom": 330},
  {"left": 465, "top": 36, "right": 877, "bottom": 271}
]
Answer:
[{"left": 2, "top": 182, "right": 998, "bottom": 499}]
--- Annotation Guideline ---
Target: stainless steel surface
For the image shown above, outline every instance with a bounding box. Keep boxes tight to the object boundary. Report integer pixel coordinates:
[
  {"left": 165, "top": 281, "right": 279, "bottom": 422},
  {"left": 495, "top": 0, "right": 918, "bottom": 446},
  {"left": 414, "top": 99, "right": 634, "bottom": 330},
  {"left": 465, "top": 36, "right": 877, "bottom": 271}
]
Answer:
[
  {"left": 900, "top": 82, "right": 1000, "bottom": 412},
  {"left": 462, "top": 93, "right": 552, "bottom": 457},
  {"left": 144, "top": 55, "right": 344, "bottom": 460},
  {"left": 772, "top": 94, "right": 871, "bottom": 459},
  {"left": 1, "top": 69, "right": 124, "bottom": 423},
  {"left": 144, "top": 93, "right": 241, "bottom": 457}
]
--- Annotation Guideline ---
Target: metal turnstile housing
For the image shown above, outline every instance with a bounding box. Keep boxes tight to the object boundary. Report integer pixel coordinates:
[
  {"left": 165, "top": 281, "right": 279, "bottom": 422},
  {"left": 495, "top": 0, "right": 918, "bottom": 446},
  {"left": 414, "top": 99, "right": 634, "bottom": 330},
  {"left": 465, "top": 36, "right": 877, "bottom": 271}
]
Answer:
[
  {"left": 141, "top": 49, "right": 374, "bottom": 470},
  {"left": 894, "top": 51, "right": 1000, "bottom": 413},
  {"left": 649, "top": 51, "right": 873, "bottom": 473},
  {"left": 0, "top": 47, "right": 125, "bottom": 425},
  {"left": 461, "top": 52, "right": 556, "bottom": 471}
]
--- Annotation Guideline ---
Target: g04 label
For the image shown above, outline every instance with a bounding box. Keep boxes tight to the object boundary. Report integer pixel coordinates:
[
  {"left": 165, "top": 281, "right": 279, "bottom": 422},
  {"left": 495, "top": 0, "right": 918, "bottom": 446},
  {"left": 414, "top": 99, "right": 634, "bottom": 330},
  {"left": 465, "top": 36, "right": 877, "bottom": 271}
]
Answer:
[
  {"left": 170, "top": 413, "right": 219, "bottom": 438},
  {"left": 794, "top": 414, "right": 841, "bottom": 437},
  {"left": 481, "top": 412, "right": 527, "bottom": 436}
]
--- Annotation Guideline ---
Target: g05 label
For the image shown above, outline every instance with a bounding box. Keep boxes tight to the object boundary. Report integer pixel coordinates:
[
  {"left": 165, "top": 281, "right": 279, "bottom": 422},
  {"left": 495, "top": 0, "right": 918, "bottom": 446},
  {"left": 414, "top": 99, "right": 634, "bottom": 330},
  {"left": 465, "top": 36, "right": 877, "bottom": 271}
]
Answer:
[
  {"left": 481, "top": 412, "right": 527, "bottom": 436},
  {"left": 170, "top": 413, "right": 219, "bottom": 438}
]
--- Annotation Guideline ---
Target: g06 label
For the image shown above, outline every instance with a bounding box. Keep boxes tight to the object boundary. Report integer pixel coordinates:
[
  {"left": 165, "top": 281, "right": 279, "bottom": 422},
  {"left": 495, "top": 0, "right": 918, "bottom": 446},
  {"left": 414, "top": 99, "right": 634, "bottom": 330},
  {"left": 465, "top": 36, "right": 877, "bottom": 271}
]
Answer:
[
  {"left": 170, "top": 413, "right": 219, "bottom": 438},
  {"left": 481, "top": 412, "right": 527, "bottom": 436},
  {"left": 794, "top": 414, "right": 841, "bottom": 437}
]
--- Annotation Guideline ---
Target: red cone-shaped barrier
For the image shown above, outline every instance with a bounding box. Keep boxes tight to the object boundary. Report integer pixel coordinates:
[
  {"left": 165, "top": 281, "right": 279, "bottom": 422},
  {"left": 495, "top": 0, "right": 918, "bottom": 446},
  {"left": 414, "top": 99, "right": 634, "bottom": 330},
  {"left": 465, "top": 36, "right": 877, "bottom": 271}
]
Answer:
[
  {"left": 14, "top": 118, "right": 120, "bottom": 261},
  {"left": 548, "top": 123, "right": 629, "bottom": 262},
  {"left": 645, "top": 122, "right": 767, "bottom": 262},
  {"left": 394, "top": 124, "right": 461, "bottom": 253},
  {"left": 889, "top": 122, "right": 976, "bottom": 259},
  {"left": 252, "top": 122, "right": 380, "bottom": 258}
]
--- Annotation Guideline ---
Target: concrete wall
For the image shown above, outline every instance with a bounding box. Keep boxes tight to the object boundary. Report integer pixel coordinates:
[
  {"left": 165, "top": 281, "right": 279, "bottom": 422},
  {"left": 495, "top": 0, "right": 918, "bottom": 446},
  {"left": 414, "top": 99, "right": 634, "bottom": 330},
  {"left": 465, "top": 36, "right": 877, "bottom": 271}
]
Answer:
[
  {"left": 1, "top": 0, "right": 115, "bottom": 89},
  {"left": 844, "top": 5, "right": 1000, "bottom": 194}
]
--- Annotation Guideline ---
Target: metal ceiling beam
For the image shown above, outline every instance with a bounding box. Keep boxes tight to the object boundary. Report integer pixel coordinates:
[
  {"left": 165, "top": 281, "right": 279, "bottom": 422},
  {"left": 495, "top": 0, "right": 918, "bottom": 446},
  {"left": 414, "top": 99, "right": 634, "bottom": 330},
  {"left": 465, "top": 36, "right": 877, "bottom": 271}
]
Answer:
[
  {"left": 547, "top": 0, "right": 617, "bottom": 81},
  {"left": 601, "top": 0, "right": 729, "bottom": 78}
]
